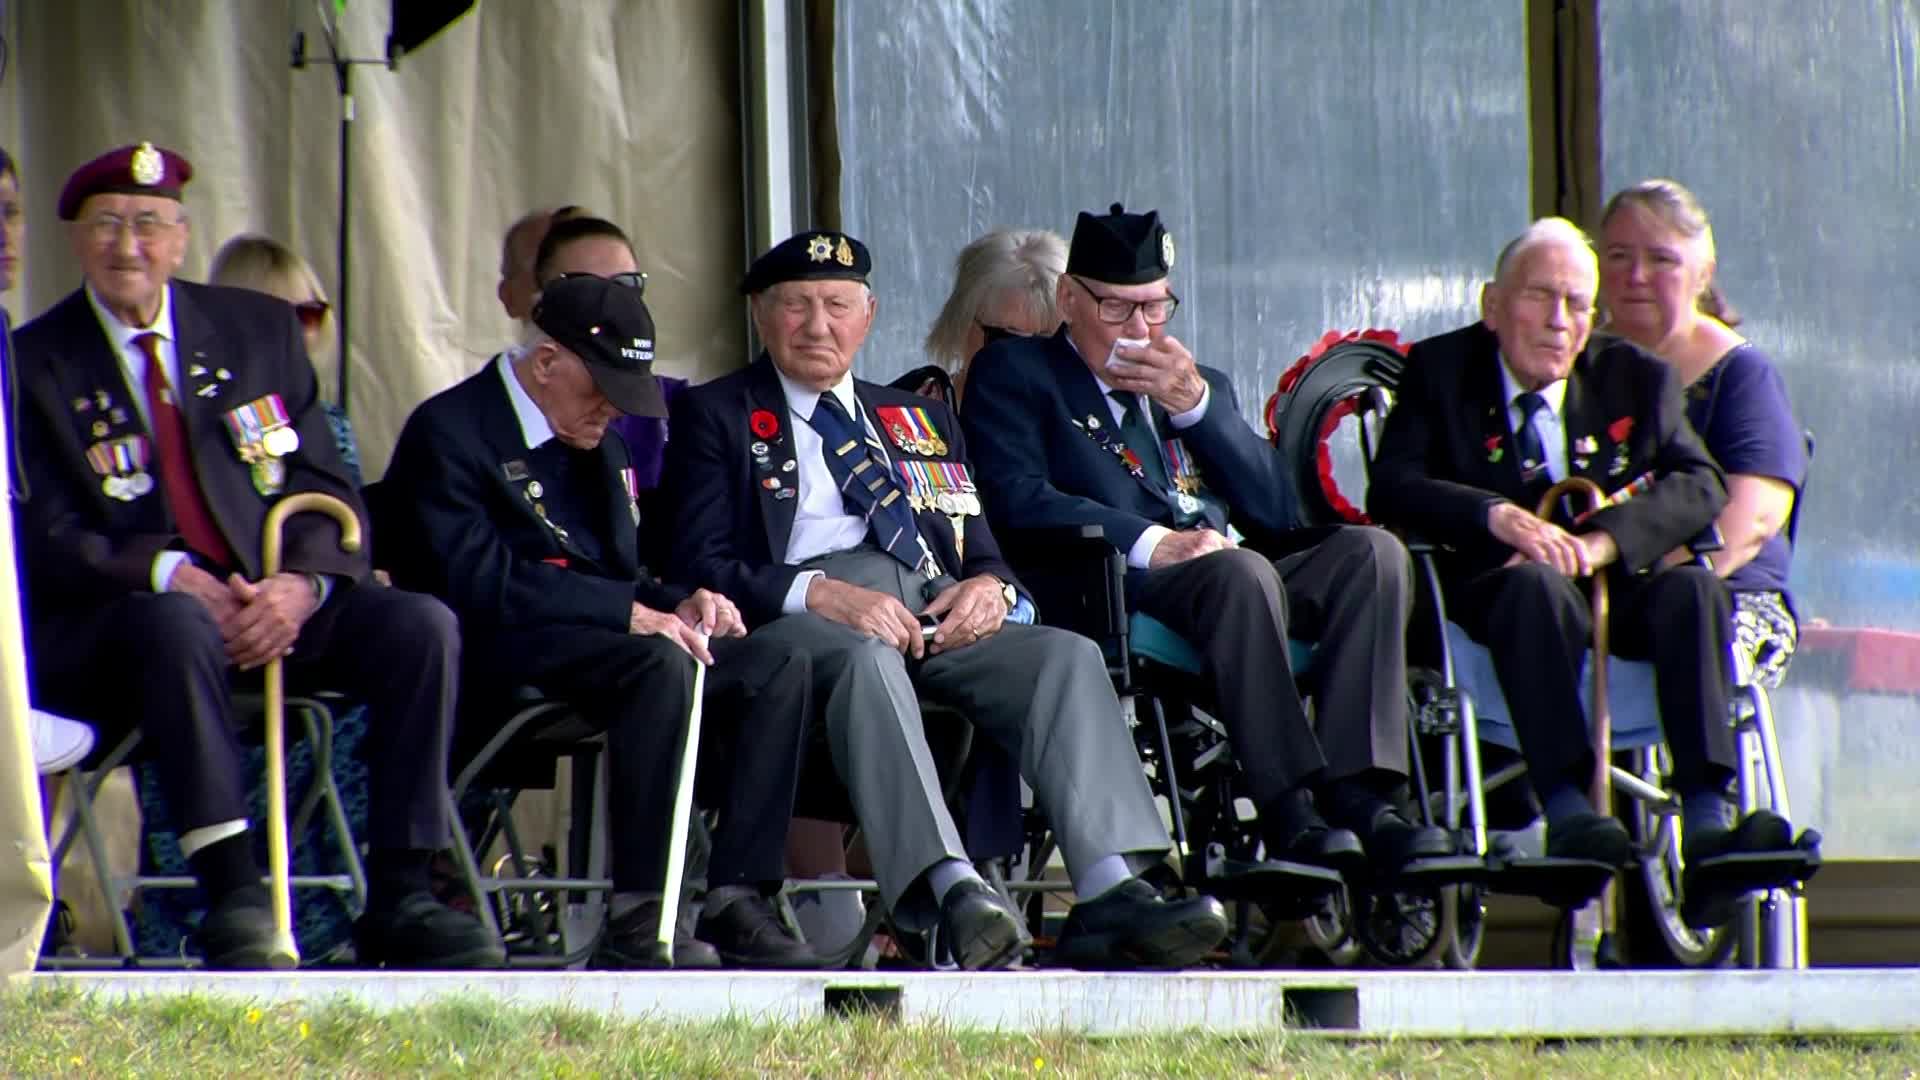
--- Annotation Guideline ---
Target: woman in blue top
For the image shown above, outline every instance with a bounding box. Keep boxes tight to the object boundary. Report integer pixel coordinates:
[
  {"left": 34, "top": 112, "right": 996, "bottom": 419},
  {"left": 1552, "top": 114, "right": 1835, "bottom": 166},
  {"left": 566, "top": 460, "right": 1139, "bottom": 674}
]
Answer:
[{"left": 1598, "top": 179, "right": 1808, "bottom": 687}]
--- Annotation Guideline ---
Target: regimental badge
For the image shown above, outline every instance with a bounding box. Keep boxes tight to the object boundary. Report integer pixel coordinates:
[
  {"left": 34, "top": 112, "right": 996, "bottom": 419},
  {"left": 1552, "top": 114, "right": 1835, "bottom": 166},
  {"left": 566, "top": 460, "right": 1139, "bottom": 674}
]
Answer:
[
  {"left": 1573, "top": 435, "right": 1598, "bottom": 456},
  {"left": 130, "top": 141, "right": 164, "bottom": 186},
  {"left": 874, "top": 405, "right": 948, "bottom": 456},
  {"left": 1161, "top": 232, "right": 1176, "bottom": 270},
  {"left": 807, "top": 236, "right": 834, "bottom": 263},
  {"left": 835, "top": 237, "right": 855, "bottom": 267}
]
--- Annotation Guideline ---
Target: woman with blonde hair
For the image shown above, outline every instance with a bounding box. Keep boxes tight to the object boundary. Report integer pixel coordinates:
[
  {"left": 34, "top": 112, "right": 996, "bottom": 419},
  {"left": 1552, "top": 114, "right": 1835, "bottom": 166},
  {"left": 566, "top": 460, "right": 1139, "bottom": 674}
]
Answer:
[
  {"left": 1597, "top": 179, "right": 1807, "bottom": 686},
  {"left": 208, "top": 234, "right": 361, "bottom": 483},
  {"left": 894, "top": 228, "right": 1067, "bottom": 403}
]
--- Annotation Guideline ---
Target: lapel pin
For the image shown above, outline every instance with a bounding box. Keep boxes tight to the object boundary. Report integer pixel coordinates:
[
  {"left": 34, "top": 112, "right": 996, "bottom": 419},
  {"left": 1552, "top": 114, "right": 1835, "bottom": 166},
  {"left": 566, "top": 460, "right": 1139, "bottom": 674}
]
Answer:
[
  {"left": 503, "top": 459, "right": 530, "bottom": 482},
  {"left": 95, "top": 391, "right": 112, "bottom": 409},
  {"left": 527, "top": 481, "right": 544, "bottom": 499},
  {"left": 216, "top": 368, "right": 232, "bottom": 381},
  {"left": 763, "top": 477, "right": 782, "bottom": 490},
  {"left": 781, "top": 459, "right": 796, "bottom": 473},
  {"left": 775, "top": 488, "right": 796, "bottom": 500},
  {"left": 91, "top": 420, "right": 109, "bottom": 438},
  {"left": 73, "top": 396, "right": 92, "bottom": 413}
]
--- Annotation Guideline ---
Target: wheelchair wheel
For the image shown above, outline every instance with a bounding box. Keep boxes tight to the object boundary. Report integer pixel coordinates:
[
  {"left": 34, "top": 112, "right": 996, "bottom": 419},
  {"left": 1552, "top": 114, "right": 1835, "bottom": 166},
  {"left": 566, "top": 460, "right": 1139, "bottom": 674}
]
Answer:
[
  {"left": 1300, "top": 886, "right": 1360, "bottom": 965},
  {"left": 1631, "top": 747, "right": 1736, "bottom": 968},
  {"left": 1439, "top": 882, "right": 1486, "bottom": 969},
  {"left": 1355, "top": 886, "right": 1444, "bottom": 967}
]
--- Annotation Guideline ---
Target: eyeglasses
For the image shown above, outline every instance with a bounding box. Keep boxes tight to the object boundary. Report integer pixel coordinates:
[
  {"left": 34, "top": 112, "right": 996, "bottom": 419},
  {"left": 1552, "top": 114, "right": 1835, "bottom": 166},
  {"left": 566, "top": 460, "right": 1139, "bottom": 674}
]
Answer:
[
  {"left": 549, "top": 270, "right": 648, "bottom": 294},
  {"left": 978, "top": 321, "right": 1045, "bottom": 344},
  {"left": 293, "top": 300, "right": 331, "bottom": 332},
  {"left": 1068, "top": 276, "right": 1179, "bottom": 325},
  {"left": 81, "top": 212, "right": 183, "bottom": 244}
]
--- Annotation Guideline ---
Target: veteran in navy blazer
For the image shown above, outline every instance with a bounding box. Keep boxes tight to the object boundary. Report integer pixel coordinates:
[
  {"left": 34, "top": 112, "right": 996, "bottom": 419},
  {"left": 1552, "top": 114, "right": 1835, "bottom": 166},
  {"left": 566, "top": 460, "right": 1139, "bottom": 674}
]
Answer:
[
  {"left": 963, "top": 203, "right": 1443, "bottom": 881},
  {"left": 1368, "top": 218, "right": 1809, "bottom": 914},
  {"left": 665, "top": 230, "right": 1229, "bottom": 971},
  {"left": 14, "top": 143, "right": 498, "bottom": 969},
  {"left": 382, "top": 274, "right": 816, "bottom": 970}
]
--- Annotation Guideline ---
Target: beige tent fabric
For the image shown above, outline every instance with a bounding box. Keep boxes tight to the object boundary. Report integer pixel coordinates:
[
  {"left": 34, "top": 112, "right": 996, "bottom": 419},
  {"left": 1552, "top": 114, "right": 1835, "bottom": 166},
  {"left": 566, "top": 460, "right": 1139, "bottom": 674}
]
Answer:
[
  {"left": 2, "top": 0, "right": 749, "bottom": 479},
  {"left": 0, "top": 1, "right": 749, "bottom": 966}
]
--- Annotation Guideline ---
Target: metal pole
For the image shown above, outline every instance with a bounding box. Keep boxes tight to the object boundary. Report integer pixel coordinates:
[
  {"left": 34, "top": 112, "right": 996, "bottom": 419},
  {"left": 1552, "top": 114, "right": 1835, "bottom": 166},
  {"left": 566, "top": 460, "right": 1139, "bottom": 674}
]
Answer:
[{"left": 336, "top": 61, "right": 353, "bottom": 412}]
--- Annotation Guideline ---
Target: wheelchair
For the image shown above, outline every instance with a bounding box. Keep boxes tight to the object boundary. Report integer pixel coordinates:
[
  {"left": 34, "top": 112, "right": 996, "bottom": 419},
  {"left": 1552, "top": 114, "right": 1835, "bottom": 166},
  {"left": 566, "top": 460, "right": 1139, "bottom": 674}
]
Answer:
[{"left": 1270, "top": 328, "right": 1822, "bottom": 971}]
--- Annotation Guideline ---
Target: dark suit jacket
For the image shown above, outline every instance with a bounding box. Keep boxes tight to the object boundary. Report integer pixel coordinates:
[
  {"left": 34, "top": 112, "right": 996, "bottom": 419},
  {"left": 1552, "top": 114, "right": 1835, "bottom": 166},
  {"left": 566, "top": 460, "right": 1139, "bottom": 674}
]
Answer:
[
  {"left": 960, "top": 327, "right": 1306, "bottom": 591},
  {"left": 381, "top": 361, "right": 688, "bottom": 652},
  {"left": 1366, "top": 320, "right": 1727, "bottom": 589},
  {"left": 663, "top": 354, "right": 1019, "bottom": 629},
  {"left": 12, "top": 282, "right": 366, "bottom": 614}
]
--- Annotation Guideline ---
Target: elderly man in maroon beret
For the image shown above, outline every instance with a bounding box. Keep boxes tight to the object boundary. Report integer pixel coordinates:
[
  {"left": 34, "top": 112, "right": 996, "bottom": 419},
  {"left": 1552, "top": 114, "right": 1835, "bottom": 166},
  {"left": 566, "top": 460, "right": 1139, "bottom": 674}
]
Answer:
[{"left": 13, "top": 142, "right": 503, "bottom": 969}]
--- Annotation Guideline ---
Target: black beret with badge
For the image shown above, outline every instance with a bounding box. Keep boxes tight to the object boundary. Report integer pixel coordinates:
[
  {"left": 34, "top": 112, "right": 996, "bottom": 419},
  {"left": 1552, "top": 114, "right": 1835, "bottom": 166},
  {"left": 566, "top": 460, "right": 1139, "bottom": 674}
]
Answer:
[
  {"left": 739, "top": 230, "right": 871, "bottom": 295},
  {"left": 57, "top": 141, "right": 194, "bottom": 221},
  {"left": 1065, "top": 202, "right": 1176, "bottom": 286},
  {"left": 532, "top": 273, "right": 668, "bottom": 418}
]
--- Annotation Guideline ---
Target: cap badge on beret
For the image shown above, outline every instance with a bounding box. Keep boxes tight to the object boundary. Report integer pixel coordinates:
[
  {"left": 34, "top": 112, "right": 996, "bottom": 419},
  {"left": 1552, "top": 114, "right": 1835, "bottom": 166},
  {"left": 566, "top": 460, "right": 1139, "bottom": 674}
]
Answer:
[
  {"left": 129, "top": 143, "right": 166, "bottom": 187},
  {"left": 130, "top": 142, "right": 165, "bottom": 187},
  {"left": 808, "top": 236, "right": 834, "bottom": 263},
  {"left": 1162, "top": 232, "right": 1176, "bottom": 270},
  {"left": 835, "top": 237, "right": 855, "bottom": 267}
]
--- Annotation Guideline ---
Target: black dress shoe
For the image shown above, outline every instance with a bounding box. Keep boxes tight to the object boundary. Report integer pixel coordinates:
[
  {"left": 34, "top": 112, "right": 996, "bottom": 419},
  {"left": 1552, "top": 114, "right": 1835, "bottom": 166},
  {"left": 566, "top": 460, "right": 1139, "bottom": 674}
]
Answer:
[
  {"left": 1684, "top": 808, "right": 1794, "bottom": 864},
  {"left": 1358, "top": 808, "right": 1455, "bottom": 879},
  {"left": 355, "top": 891, "right": 507, "bottom": 969},
  {"left": 938, "top": 879, "right": 1028, "bottom": 971},
  {"left": 198, "top": 885, "right": 278, "bottom": 969},
  {"left": 697, "top": 893, "right": 819, "bottom": 969},
  {"left": 1544, "top": 812, "right": 1634, "bottom": 866},
  {"left": 1270, "top": 822, "right": 1368, "bottom": 878},
  {"left": 595, "top": 896, "right": 722, "bottom": 970},
  {"left": 1052, "top": 878, "right": 1229, "bottom": 970}
]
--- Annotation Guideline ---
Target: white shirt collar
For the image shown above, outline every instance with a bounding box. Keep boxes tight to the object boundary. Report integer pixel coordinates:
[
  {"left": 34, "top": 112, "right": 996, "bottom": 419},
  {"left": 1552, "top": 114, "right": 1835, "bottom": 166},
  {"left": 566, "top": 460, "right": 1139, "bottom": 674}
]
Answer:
[
  {"left": 496, "top": 351, "right": 556, "bottom": 450},
  {"left": 1497, "top": 354, "right": 1568, "bottom": 419},
  {"left": 774, "top": 365, "right": 858, "bottom": 423},
  {"left": 85, "top": 282, "right": 176, "bottom": 351}
]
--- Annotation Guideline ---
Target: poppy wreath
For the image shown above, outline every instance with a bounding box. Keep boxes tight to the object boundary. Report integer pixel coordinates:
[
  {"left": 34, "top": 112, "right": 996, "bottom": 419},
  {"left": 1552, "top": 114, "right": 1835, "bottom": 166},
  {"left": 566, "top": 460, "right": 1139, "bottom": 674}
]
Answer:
[{"left": 1263, "top": 328, "right": 1410, "bottom": 526}]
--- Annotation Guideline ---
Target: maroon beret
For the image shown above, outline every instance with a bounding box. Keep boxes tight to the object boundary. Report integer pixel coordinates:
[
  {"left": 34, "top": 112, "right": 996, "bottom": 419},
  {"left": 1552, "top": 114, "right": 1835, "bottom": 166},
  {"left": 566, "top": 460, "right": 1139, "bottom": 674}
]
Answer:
[{"left": 57, "top": 142, "right": 193, "bottom": 221}]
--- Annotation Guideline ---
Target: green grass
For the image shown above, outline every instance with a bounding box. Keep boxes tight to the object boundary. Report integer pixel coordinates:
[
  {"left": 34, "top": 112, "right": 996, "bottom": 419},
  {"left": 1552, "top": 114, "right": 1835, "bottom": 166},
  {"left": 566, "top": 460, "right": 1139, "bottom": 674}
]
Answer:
[{"left": 2, "top": 987, "right": 1916, "bottom": 1078}]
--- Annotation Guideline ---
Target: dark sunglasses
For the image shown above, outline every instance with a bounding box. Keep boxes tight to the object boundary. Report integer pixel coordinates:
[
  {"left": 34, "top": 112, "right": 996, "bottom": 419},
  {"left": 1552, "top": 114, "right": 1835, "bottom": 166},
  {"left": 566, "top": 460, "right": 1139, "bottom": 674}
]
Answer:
[
  {"left": 293, "top": 300, "right": 330, "bottom": 331},
  {"left": 550, "top": 269, "right": 648, "bottom": 294}
]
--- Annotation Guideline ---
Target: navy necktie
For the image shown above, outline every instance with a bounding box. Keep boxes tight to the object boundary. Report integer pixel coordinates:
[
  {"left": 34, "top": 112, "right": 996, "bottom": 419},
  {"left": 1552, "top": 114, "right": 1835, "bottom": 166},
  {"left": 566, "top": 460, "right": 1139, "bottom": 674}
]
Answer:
[
  {"left": 1512, "top": 391, "right": 1549, "bottom": 482},
  {"left": 807, "top": 393, "right": 927, "bottom": 571}
]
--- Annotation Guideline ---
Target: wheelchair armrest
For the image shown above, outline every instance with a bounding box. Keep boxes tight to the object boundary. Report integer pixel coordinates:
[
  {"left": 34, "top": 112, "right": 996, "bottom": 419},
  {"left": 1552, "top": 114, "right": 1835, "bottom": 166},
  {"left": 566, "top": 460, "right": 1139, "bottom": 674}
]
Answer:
[{"left": 998, "top": 525, "right": 1128, "bottom": 641}]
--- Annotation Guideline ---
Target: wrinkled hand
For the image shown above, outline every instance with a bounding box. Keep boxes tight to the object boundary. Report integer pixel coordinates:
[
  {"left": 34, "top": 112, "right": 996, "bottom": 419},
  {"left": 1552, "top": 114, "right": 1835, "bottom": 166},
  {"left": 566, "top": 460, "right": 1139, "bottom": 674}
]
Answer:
[
  {"left": 1490, "top": 503, "right": 1616, "bottom": 577},
  {"left": 675, "top": 588, "right": 746, "bottom": 638},
  {"left": 165, "top": 562, "right": 244, "bottom": 628},
  {"left": 922, "top": 575, "right": 1009, "bottom": 655},
  {"left": 631, "top": 602, "right": 715, "bottom": 665},
  {"left": 224, "top": 572, "right": 321, "bottom": 671},
  {"left": 806, "top": 576, "right": 924, "bottom": 658},
  {"left": 1105, "top": 333, "right": 1206, "bottom": 413},
  {"left": 1147, "top": 527, "right": 1236, "bottom": 569}
]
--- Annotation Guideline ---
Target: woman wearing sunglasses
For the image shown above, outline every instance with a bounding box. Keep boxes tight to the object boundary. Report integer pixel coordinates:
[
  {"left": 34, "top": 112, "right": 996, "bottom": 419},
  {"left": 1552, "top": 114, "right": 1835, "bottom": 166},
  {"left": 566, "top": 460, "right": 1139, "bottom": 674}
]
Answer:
[{"left": 208, "top": 234, "right": 360, "bottom": 484}]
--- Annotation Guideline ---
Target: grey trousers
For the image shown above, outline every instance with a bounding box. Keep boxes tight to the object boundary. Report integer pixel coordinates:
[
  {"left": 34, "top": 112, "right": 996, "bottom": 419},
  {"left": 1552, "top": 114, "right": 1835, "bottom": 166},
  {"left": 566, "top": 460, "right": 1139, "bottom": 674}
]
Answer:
[{"left": 754, "top": 549, "right": 1169, "bottom": 926}]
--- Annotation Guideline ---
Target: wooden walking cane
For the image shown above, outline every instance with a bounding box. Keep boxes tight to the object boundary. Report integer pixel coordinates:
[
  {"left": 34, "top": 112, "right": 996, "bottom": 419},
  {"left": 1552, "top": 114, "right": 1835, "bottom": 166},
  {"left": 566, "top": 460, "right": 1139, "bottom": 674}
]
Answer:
[
  {"left": 655, "top": 653, "right": 707, "bottom": 965},
  {"left": 259, "top": 492, "right": 363, "bottom": 969},
  {"left": 1535, "top": 477, "right": 1615, "bottom": 957}
]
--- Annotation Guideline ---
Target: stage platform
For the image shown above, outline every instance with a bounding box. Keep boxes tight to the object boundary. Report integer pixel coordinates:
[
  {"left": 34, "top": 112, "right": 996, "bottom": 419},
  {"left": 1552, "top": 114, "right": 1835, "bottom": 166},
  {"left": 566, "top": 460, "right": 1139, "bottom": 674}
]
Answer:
[{"left": 37, "top": 968, "right": 1920, "bottom": 1037}]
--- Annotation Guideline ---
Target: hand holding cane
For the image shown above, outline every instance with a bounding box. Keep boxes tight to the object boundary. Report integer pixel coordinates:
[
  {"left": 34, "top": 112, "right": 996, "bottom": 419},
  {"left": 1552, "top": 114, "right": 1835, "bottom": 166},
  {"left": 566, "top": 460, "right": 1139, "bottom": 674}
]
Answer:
[
  {"left": 655, "top": 637, "right": 708, "bottom": 966},
  {"left": 259, "top": 492, "right": 363, "bottom": 969}
]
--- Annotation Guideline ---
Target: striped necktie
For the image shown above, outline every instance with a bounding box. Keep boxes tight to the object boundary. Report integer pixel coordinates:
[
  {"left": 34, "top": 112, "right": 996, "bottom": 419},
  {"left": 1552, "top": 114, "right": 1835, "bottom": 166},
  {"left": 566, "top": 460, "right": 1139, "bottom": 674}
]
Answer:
[{"left": 807, "top": 392, "right": 927, "bottom": 571}]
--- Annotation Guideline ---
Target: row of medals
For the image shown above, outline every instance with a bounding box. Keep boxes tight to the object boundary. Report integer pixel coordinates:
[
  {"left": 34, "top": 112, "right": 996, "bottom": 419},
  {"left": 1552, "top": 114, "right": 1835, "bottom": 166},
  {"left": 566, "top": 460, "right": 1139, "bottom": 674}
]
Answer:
[{"left": 889, "top": 426, "right": 980, "bottom": 516}]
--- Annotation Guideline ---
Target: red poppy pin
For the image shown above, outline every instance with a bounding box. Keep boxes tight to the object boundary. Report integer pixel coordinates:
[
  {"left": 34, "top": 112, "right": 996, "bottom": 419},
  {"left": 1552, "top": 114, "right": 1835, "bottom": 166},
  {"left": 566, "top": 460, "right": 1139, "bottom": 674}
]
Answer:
[
  {"left": 1485, "top": 435, "right": 1505, "bottom": 463},
  {"left": 750, "top": 409, "right": 780, "bottom": 439},
  {"left": 1608, "top": 416, "right": 1634, "bottom": 442}
]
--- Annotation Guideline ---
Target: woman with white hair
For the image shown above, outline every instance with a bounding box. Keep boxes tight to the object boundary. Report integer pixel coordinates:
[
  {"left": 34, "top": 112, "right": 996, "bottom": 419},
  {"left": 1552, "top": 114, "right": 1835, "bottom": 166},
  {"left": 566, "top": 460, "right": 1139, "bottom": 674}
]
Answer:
[
  {"left": 894, "top": 228, "right": 1067, "bottom": 403},
  {"left": 1597, "top": 179, "right": 1808, "bottom": 687}
]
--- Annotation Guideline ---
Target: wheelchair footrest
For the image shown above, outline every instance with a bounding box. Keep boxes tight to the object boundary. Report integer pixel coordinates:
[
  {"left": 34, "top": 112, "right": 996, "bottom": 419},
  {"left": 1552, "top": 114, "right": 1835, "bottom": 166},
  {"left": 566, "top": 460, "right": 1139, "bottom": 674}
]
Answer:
[
  {"left": 1378, "top": 854, "right": 1488, "bottom": 889},
  {"left": 1201, "top": 856, "right": 1344, "bottom": 915},
  {"left": 1686, "top": 843, "right": 1822, "bottom": 898},
  {"left": 1486, "top": 856, "right": 1617, "bottom": 909}
]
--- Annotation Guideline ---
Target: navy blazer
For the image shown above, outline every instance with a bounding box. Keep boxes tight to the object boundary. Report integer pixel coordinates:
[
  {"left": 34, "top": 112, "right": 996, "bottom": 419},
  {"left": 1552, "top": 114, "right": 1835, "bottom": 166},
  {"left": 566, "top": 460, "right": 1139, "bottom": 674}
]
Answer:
[
  {"left": 1367, "top": 321, "right": 1727, "bottom": 590},
  {"left": 382, "top": 361, "right": 688, "bottom": 649},
  {"left": 13, "top": 282, "right": 366, "bottom": 613},
  {"left": 960, "top": 328, "right": 1305, "bottom": 588},
  {"left": 663, "top": 354, "right": 1019, "bottom": 629}
]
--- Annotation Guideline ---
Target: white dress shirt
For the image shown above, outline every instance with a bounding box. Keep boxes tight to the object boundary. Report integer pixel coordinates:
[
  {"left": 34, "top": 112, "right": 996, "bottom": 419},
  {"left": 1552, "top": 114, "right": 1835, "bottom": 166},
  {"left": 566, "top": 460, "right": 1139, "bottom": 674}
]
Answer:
[
  {"left": 86, "top": 286, "right": 194, "bottom": 592},
  {"left": 497, "top": 351, "right": 557, "bottom": 449},
  {"left": 776, "top": 370, "right": 884, "bottom": 614},
  {"left": 1497, "top": 357, "right": 1570, "bottom": 483}
]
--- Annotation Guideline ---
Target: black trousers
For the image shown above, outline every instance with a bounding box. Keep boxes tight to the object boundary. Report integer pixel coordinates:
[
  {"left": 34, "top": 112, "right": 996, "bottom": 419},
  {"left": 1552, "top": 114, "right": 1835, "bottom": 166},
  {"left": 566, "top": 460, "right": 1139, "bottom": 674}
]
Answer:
[
  {"left": 1130, "top": 525, "right": 1413, "bottom": 807},
  {"left": 30, "top": 584, "right": 458, "bottom": 851},
  {"left": 488, "top": 627, "right": 809, "bottom": 891},
  {"left": 1452, "top": 561, "right": 1736, "bottom": 799}
]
